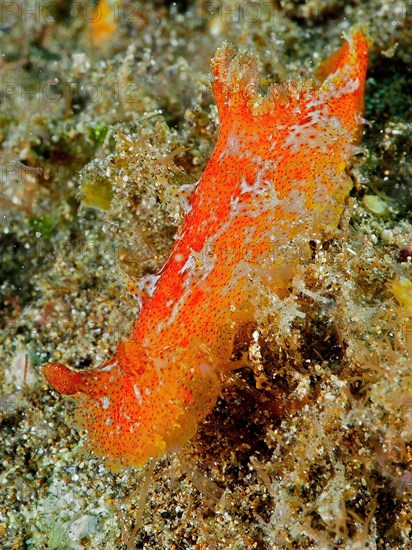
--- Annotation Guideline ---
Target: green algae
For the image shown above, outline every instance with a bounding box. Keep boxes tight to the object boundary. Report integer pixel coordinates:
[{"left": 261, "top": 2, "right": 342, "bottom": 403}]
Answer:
[
  {"left": 80, "top": 161, "right": 113, "bottom": 210},
  {"left": 28, "top": 216, "right": 55, "bottom": 239},
  {"left": 362, "top": 194, "right": 391, "bottom": 217}
]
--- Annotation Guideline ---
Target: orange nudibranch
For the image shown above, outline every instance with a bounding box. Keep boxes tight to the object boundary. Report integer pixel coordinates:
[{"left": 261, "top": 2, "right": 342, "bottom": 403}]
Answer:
[{"left": 43, "top": 28, "right": 369, "bottom": 468}]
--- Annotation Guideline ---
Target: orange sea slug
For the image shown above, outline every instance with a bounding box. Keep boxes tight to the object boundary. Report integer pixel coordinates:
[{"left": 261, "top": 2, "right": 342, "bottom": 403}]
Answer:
[{"left": 43, "top": 28, "right": 369, "bottom": 468}]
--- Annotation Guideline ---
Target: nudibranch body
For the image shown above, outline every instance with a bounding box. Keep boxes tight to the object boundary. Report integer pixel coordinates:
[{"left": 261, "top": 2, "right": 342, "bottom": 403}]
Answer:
[{"left": 43, "top": 29, "right": 369, "bottom": 468}]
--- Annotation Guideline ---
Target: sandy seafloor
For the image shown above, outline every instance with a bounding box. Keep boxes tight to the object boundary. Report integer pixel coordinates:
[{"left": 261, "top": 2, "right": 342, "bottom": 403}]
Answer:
[{"left": 0, "top": 0, "right": 412, "bottom": 548}]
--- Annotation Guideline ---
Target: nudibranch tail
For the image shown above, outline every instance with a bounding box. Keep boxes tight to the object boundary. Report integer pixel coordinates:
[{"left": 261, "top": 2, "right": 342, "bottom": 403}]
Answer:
[
  {"left": 44, "top": 357, "right": 220, "bottom": 468},
  {"left": 43, "top": 359, "right": 121, "bottom": 398},
  {"left": 43, "top": 362, "right": 87, "bottom": 396},
  {"left": 43, "top": 28, "right": 369, "bottom": 469}
]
